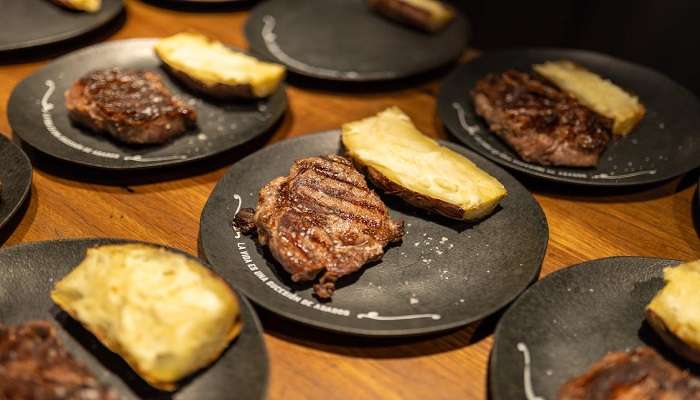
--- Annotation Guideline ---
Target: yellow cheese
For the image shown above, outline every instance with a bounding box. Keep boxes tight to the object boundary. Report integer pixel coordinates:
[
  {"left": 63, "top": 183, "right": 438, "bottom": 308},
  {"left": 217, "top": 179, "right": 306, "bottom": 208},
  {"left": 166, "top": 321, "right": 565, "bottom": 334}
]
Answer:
[
  {"left": 534, "top": 60, "right": 645, "bottom": 135},
  {"left": 342, "top": 107, "right": 507, "bottom": 220},
  {"left": 55, "top": 0, "right": 101, "bottom": 12},
  {"left": 402, "top": 0, "right": 454, "bottom": 27},
  {"left": 51, "top": 244, "right": 241, "bottom": 391},
  {"left": 155, "top": 32, "right": 286, "bottom": 98},
  {"left": 647, "top": 260, "right": 700, "bottom": 352}
]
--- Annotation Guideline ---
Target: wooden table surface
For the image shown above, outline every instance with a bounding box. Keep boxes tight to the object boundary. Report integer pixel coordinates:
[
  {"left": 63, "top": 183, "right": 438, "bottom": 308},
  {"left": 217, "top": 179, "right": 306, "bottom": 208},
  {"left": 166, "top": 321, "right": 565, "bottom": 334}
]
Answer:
[{"left": 1, "top": 1, "right": 699, "bottom": 399}]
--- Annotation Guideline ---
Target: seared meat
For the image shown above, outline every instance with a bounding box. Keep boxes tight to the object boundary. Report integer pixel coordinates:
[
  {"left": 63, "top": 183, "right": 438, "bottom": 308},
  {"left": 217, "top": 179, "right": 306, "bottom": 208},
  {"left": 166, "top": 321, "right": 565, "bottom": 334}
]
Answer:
[
  {"left": 558, "top": 347, "right": 700, "bottom": 400},
  {"left": 235, "top": 155, "right": 404, "bottom": 299},
  {"left": 65, "top": 68, "right": 197, "bottom": 145},
  {"left": 471, "top": 70, "right": 611, "bottom": 167},
  {"left": 0, "top": 320, "right": 119, "bottom": 400}
]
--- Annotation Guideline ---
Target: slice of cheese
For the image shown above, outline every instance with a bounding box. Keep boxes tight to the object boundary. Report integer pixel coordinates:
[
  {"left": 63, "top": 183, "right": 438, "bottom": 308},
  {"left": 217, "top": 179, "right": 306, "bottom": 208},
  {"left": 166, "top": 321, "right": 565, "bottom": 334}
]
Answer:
[
  {"left": 51, "top": 244, "right": 241, "bottom": 391},
  {"left": 342, "top": 107, "right": 507, "bottom": 220},
  {"left": 534, "top": 60, "right": 645, "bottom": 135},
  {"left": 54, "top": 0, "right": 101, "bottom": 13},
  {"left": 155, "top": 32, "right": 286, "bottom": 98}
]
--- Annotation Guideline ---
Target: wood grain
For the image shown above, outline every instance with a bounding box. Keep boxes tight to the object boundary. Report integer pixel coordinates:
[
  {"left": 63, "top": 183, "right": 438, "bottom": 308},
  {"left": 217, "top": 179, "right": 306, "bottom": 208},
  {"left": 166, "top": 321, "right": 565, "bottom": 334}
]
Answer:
[{"left": 1, "top": 1, "right": 699, "bottom": 399}]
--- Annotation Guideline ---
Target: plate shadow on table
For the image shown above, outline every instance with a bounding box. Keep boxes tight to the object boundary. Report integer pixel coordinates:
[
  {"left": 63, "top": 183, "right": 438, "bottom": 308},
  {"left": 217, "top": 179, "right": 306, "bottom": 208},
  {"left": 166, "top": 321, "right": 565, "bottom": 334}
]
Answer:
[
  {"left": 274, "top": 58, "right": 462, "bottom": 95},
  {"left": 140, "top": 0, "right": 256, "bottom": 12},
  {"left": 0, "top": 189, "right": 34, "bottom": 246},
  {"left": 258, "top": 305, "right": 504, "bottom": 359},
  {"left": 0, "top": 9, "right": 126, "bottom": 65},
  {"left": 11, "top": 112, "right": 288, "bottom": 188}
]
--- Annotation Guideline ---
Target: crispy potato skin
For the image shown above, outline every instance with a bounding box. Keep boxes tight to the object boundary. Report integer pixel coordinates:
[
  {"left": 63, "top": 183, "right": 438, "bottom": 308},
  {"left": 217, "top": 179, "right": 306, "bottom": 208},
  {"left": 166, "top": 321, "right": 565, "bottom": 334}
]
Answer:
[
  {"left": 161, "top": 64, "right": 256, "bottom": 100},
  {"left": 646, "top": 308, "right": 700, "bottom": 364}
]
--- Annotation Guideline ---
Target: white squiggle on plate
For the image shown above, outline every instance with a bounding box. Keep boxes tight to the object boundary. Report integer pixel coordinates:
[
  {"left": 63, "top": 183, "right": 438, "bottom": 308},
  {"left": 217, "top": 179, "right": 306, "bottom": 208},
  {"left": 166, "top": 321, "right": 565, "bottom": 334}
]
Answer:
[
  {"left": 452, "top": 102, "right": 657, "bottom": 180},
  {"left": 261, "top": 15, "right": 396, "bottom": 80},
  {"left": 41, "top": 80, "right": 188, "bottom": 163},
  {"left": 517, "top": 342, "right": 545, "bottom": 400},
  {"left": 232, "top": 194, "right": 243, "bottom": 217},
  {"left": 357, "top": 311, "right": 441, "bottom": 321}
]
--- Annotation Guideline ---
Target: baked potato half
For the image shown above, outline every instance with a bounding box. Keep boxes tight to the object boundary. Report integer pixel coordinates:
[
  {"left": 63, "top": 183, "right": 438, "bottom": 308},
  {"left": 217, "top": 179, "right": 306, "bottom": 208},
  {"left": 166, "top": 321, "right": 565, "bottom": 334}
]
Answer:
[
  {"left": 342, "top": 107, "right": 507, "bottom": 221},
  {"left": 51, "top": 0, "right": 101, "bottom": 12},
  {"left": 646, "top": 260, "right": 700, "bottom": 364},
  {"left": 51, "top": 244, "right": 242, "bottom": 391},
  {"left": 155, "top": 32, "right": 286, "bottom": 100},
  {"left": 368, "top": 0, "right": 454, "bottom": 32}
]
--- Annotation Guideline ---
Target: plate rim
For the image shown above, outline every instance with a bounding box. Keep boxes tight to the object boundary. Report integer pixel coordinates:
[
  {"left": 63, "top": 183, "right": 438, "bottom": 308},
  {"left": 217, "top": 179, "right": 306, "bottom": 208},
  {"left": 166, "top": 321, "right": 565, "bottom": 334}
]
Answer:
[
  {"left": 0, "top": 236, "right": 270, "bottom": 400},
  {"left": 243, "top": 0, "right": 470, "bottom": 82},
  {"left": 0, "top": 0, "right": 125, "bottom": 52},
  {"left": 7, "top": 38, "right": 288, "bottom": 171},
  {"left": 0, "top": 134, "right": 32, "bottom": 233},
  {"left": 437, "top": 47, "right": 700, "bottom": 187},
  {"left": 199, "top": 130, "right": 549, "bottom": 337},
  {"left": 488, "top": 255, "right": 682, "bottom": 400}
]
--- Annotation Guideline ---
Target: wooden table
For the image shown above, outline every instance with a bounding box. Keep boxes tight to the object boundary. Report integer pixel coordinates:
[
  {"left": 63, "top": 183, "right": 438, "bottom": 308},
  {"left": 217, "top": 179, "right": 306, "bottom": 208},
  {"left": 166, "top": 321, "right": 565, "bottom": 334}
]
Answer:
[{"left": 1, "top": 1, "right": 699, "bottom": 399}]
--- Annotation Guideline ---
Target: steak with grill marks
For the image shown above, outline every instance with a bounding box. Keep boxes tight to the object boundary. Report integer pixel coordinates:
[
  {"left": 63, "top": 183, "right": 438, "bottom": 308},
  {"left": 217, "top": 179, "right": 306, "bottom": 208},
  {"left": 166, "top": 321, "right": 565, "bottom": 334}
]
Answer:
[
  {"left": 65, "top": 68, "right": 197, "bottom": 145},
  {"left": 558, "top": 347, "right": 700, "bottom": 400},
  {"left": 234, "top": 155, "right": 404, "bottom": 299},
  {"left": 471, "top": 70, "right": 612, "bottom": 167},
  {"left": 0, "top": 320, "right": 119, "bottom": 400}
]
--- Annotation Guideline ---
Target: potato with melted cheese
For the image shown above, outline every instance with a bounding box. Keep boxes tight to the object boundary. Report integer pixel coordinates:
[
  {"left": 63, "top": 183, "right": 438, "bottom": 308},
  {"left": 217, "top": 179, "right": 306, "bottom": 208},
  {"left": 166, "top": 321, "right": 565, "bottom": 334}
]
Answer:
[
  {"left": 155, "top": 32, "right": 286, "bottom": 99},
  {"left": 51, "top": 244, "right": 242, "bottom": 391},
  {"left": 51, "top": 0, "right": 101, "bottom": 13},
  {"left": 646, "top": 260, "right": 700, "bottom": 363},
  {"left": 342, "top": 107, "right": 507, "bottom": 221}
]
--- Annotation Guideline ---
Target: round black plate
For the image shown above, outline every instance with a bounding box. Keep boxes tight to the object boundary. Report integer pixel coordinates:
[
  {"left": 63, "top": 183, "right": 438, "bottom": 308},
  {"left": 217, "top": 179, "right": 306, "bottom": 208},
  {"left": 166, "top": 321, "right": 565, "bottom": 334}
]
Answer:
[
  {"left": 8, "top": 39, "right": 287, "bottom": 170},
  {"left": 0, "top": 134, "right": 32, "bottom": 233},
  {"left": 199, "top": 131, "right": 548, "bottom": 337},
  {"left": 0, "top": 238, "right": 268, "bottom": 400},
  {"left": 245, "top": 0, "right": 469, "bottom": 82},
  {"left": 490, "top": 256, "right": 682, "bottom": 400},
  {"left": 437, "top": 49, "right": 700, "bottom": 186},
  {"left": 0, "top": 0, "right": 123, "bottom": 52}
]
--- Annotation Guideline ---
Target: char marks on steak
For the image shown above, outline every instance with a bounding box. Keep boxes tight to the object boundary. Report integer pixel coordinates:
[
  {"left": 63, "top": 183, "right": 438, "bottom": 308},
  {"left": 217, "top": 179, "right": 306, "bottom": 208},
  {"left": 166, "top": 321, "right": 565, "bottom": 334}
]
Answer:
[
  {"left": 471, "top": 70, "right": 611, "bottom": 167},
  {"left": 235, "top": 155, "right": 404, "bottom": 299},
  {"left": 65, "top": 68, "right": 197, "bottom": 145},
  {"left": 558, "top": 347, "right": 700, "bottom": 400},
  {"left": 0, "top": 320, "right": 119, "bottom": 400}
]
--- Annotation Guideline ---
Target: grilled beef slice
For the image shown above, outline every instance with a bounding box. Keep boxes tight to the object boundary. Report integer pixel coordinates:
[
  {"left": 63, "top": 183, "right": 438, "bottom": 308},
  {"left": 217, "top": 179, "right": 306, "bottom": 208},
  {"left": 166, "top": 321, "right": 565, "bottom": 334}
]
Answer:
[
  {"left": 0, "top": 320, "right": 119, "bottom": 400},
  {"left": 65, "top": 68, "right": 197, "bottom": 145},
  {"left": 558, "top": 347, "right": 700, "bottom": 400},
  {"left": 235, "top": 155, "right": 404, "bottom": 299},
  {"left": 471, "top": 70, "right": 612, "bottom": 167}
]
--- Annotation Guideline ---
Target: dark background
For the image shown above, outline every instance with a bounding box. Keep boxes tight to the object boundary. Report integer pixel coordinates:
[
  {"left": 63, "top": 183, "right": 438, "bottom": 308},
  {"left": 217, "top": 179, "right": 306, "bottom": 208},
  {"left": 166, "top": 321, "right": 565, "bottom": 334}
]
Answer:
[{"left": 453, "top": 1, "right": 700, "bottom": 96}]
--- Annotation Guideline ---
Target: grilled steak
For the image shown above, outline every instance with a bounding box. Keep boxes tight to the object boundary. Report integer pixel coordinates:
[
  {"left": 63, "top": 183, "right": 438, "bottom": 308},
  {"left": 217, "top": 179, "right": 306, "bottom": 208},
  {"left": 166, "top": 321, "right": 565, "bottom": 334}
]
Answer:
[
  {"left": 558, "top": 347, "right": 700, "bottom": 400},
  {"left": 471, "top": 70, "right": 612, "bottom": 167},
  {"left": 65, "top": 68, "right": 197, "bottom": 145},
  {"left": 0, "top": 320, "right": 119, "bottom": 400},
  {"left": 234, "top": 155, "right": 404, "bottom": 299}
]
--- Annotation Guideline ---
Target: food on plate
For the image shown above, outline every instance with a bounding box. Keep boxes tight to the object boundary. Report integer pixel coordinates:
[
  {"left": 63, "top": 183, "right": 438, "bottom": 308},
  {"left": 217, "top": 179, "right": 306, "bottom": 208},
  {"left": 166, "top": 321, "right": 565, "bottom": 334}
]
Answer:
[
  {"left": 50, "top": 0, "right": 101, "bottom": 13},
  {"left": 646, "top": 259, "right": 700, "bottom": 363},
  {"left": 155, "top": 32, "right": 286, "bottom": 99},
  {"left": 233, "top": 155, "right": 404, "bottom": 299},
  {"left": 342, "top": 107, "right": 507, "bottom": 221},
  {"left": 0, "top": 320, "right": 118, "bottom": 400},
  {"left": 368, "top": 0, "right": 454, "bottom": 32},
  {"left": 51, "top": 244, "right": 241, "bottom": 391},
  {"left": 472, "top": 70, "right": 612, "bottom": 167},
  {"left": 65, "top": 68, "right": 197, "bottom": 145},
  {"left": 534, "top": 60, "right": 645, "bottom": 136},
  {"left": 557, "top": 347, "right": 700, "bottom": 399}
]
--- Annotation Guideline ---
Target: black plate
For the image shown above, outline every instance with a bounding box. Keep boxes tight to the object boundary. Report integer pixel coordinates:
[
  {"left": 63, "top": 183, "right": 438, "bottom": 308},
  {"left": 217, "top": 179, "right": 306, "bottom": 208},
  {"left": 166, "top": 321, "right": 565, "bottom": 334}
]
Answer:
[
  {"left": 199, "top": 131, "right": 548, "bottom": 337},
  {"left": 245, "top": 0, "right": 469, "bottom": 82},
  {"left": 0, "top": 134, "right": 32, "bottom": 233},
  {"left": 0, "top": 238, "right": 268, "bottom": 400},
  {"left": 7, "top": 39, "right": 287, "bottom": 170},
  {"left": 490, "top": 256, "right": 682, "bottom": 400},
  {"left": 0, "top": 0, "right": 123, "bottom": 52},
  {"left": 437, "top": 49, "right": 700, "bottom": 186}
]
